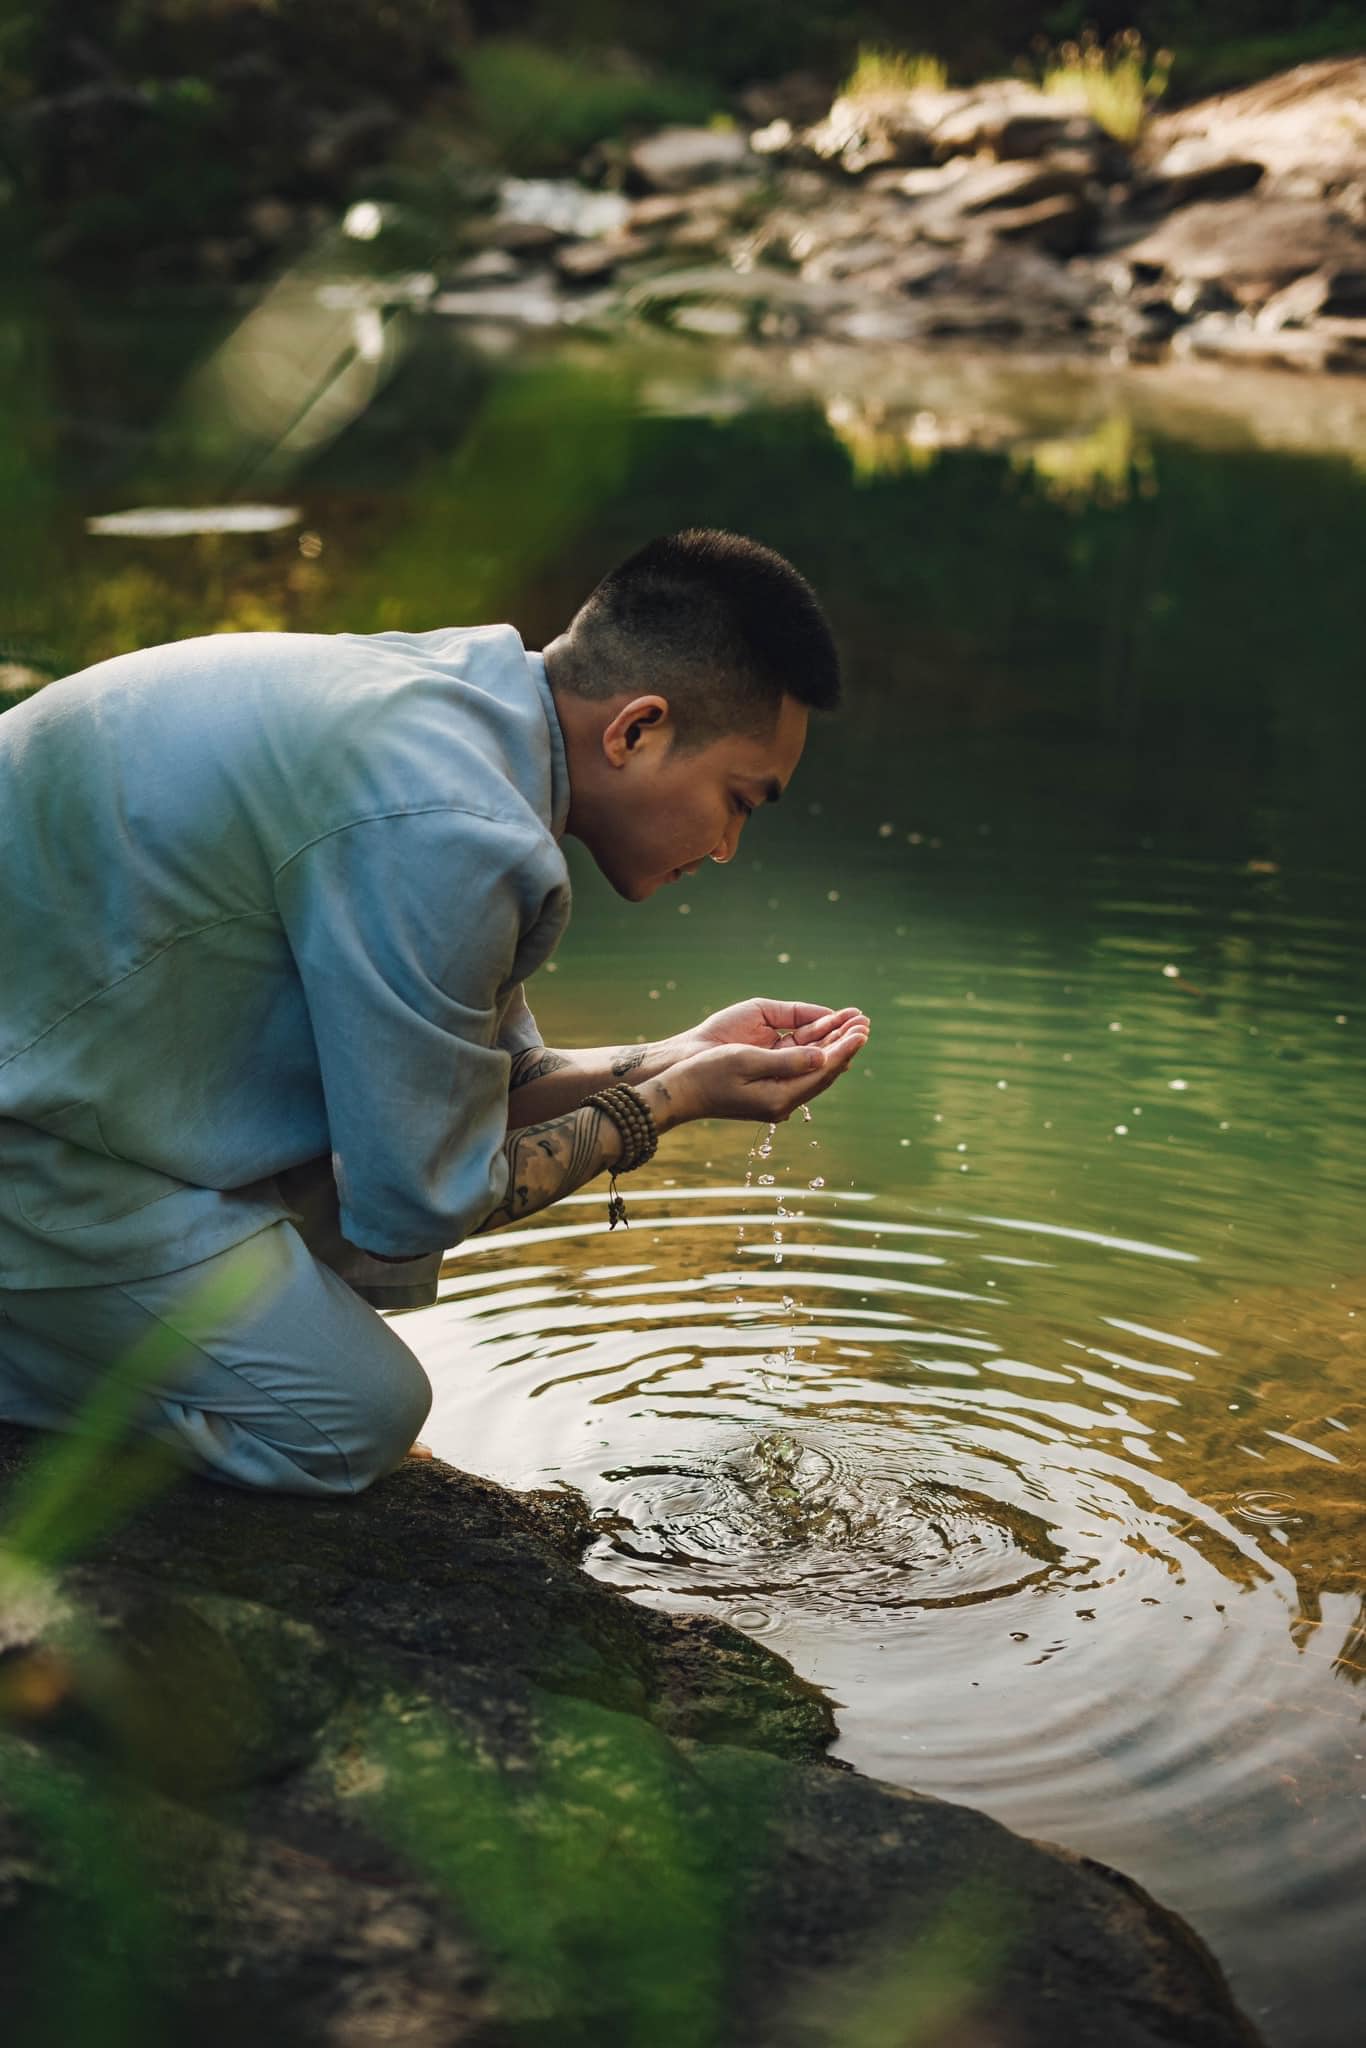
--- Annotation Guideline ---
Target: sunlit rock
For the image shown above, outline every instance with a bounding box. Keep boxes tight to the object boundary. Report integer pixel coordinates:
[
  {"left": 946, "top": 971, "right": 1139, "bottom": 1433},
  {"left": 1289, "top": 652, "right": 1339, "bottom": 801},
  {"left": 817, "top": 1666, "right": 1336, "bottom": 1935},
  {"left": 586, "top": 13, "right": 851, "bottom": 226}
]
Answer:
[{"left": 626, "top": 125, "right": 755, "bottom": 194}]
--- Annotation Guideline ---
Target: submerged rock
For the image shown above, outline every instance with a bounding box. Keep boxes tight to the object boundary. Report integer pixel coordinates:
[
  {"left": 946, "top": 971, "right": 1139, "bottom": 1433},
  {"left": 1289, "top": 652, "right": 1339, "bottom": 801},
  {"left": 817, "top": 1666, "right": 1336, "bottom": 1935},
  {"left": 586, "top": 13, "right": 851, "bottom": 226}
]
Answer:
[{"left": 0, "top": 1421, "right": 1264, "bottom": 2045}]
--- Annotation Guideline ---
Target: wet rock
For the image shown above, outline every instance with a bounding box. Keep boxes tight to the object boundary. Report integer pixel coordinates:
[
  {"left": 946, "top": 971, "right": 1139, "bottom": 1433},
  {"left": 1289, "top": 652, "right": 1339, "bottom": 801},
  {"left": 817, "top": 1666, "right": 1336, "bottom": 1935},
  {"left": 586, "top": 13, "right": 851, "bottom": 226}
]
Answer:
[
  {"left": 0, "top": 1422, "right": 1264, "bottom": 2047},
  {"left": 626, "top": 125, "right": 754, "bottom": 193}
]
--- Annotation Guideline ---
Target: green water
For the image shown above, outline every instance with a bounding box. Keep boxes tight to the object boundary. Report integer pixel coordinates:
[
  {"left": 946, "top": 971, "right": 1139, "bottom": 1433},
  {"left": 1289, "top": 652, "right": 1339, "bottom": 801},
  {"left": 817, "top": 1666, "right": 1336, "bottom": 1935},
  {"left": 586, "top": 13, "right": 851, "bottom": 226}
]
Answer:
[{"left": 4, "top": 295, "right": 1365, "bottom": 2045}]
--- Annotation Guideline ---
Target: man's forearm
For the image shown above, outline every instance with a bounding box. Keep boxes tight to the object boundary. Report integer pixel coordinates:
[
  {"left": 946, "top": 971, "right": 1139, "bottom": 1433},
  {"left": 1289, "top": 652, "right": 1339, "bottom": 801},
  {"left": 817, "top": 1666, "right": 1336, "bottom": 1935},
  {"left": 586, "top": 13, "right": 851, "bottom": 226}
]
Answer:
[
  {"left": 478, "top": 1074, "right": 688, "bottom": 1232},
  {"left": 505, "top": 1040, "right": 682, "bottom": 1128}
]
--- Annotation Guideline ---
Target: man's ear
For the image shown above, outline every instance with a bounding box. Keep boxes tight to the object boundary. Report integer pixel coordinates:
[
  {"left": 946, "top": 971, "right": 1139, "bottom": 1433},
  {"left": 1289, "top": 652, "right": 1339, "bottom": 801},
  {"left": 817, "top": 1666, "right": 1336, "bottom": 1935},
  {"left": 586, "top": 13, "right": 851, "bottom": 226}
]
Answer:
[{"left": 602, "top": 696, "right": 670, "bottom": 766}]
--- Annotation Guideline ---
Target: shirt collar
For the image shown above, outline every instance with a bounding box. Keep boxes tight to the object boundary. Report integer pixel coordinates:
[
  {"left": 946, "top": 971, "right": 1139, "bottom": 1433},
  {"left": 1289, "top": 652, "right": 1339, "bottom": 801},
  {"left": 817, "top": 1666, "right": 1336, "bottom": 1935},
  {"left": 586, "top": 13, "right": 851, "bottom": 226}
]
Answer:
[{"left": 526, "top": 650, "right": 571, "bottom": 841}]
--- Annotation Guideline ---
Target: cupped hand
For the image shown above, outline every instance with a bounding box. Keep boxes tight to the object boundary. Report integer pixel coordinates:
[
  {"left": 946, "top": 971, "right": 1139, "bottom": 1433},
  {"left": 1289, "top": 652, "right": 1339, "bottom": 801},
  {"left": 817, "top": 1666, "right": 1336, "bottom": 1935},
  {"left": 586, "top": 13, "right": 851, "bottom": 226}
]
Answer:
[
  {"left": 668, "top": 1013, "right": 869, "bottom": 1125},
  {"left": 677, "top": 997, "right": 869, "bottom": 1061}
]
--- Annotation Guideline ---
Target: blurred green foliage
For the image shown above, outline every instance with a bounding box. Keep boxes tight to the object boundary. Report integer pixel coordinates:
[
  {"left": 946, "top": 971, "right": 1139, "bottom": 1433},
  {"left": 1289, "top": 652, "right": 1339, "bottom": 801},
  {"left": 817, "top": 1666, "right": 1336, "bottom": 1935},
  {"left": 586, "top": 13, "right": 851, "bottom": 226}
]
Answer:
[
  {"left": 4, "top": 0, "right": 1364, "bottom": 276},
  {"left": 463, "top": 40, "right": 715, "bottom": 176}
]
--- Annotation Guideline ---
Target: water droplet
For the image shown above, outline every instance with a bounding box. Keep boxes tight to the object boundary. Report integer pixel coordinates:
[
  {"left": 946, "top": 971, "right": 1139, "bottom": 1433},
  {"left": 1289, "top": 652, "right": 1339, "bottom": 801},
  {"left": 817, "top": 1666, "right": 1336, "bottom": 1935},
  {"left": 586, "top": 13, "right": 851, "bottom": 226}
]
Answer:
[
  {"left": 808, "top": 1176, "right": 825, "bottom": 1189},
  {"left": 647, "top": 988, "right": 660, "bottom": 999},
  {"left": 1108, "top": 1020, "right": 1123, "bottom": 1032},
  {"left": 878, "top": 822, "right": 894, "bottom": 837},
  {"left": 1114, "top": 1124, "right": 1129, "bottom": 1136},
  {"left": 899, "top": 1138, "right": 910, "bottom": 1147},
  {"left": 996, "top": 1080, "right": 1008, "bottom": 1090},
  {"left": 1168, "top": 1079, "right": 1189, "bottom": 1091},
  {"left": 776, "top": 951, "right": 791, "bottom": 965},
  {"left": 678, "top": 902, "right": 691, "bottom": 915},
  {"left": 827, "top": 889, "right": 840, "bottom": 902},
  {"left": 1162, "top": 963, "right": 1179, "bottom": 978}
]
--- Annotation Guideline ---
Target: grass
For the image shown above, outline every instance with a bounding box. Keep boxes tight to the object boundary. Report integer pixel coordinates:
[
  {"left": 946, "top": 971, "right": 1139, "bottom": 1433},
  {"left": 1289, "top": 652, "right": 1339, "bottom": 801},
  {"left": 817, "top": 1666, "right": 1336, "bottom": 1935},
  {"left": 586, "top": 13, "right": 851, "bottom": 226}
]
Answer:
[
  {"left": 842, "top": 46, "right": 948, "bottom": 100},
  {"left": 1040, "top": 28, "right": 1172, "bottom": 143}
]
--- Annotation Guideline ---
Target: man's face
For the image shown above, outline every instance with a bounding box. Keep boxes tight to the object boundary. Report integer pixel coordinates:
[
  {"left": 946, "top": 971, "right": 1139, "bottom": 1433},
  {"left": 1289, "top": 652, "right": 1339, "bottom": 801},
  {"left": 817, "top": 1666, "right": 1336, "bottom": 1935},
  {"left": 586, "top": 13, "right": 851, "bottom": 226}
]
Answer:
[{"left": 590, "top": 693, "right": 808, "bottom": 902}]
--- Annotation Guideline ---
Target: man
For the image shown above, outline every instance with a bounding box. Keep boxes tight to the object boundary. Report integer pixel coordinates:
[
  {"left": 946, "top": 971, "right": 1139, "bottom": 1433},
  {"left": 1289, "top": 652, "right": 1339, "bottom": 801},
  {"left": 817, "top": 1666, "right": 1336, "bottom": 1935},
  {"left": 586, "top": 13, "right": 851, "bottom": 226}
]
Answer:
[{"left": 0, "top": 530, "right": 868, "bottom": 1495}]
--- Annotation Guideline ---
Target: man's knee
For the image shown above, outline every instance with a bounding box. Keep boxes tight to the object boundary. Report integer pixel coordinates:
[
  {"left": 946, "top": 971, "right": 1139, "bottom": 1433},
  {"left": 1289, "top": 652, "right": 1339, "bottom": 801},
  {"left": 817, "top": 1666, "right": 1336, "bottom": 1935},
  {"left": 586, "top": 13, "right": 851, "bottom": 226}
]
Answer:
[{"left": 341, "top": 1339, "right": 433, "bottom": 1492}]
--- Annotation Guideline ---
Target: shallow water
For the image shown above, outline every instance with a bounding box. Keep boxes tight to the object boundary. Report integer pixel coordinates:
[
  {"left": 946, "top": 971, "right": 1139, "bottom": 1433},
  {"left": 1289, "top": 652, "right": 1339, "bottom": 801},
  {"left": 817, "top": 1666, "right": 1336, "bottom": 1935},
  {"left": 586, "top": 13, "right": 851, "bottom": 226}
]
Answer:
[{"left": 5, "top": 298, "right": 1364, "bottom": 2044}]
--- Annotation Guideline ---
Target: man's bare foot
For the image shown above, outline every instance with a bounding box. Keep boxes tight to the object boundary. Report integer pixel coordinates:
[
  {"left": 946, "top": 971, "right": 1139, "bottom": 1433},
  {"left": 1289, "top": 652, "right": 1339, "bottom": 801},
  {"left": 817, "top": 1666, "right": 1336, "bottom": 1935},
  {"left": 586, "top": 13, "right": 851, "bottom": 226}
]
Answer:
[{"left": 406, "top": 1440, "right": 435, "bottom": 1461}]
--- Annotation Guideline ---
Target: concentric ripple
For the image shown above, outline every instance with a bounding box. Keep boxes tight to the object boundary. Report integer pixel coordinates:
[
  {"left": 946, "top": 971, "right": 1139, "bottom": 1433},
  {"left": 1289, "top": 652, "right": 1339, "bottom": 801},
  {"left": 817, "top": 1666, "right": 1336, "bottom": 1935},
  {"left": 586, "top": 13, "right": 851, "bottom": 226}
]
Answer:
[
  {"left": 598, "top": 1428, "right": 1073, "bottom": 1617},
  {"left": 407, "top": 847, "right": 1366, "bottom": 2048}
]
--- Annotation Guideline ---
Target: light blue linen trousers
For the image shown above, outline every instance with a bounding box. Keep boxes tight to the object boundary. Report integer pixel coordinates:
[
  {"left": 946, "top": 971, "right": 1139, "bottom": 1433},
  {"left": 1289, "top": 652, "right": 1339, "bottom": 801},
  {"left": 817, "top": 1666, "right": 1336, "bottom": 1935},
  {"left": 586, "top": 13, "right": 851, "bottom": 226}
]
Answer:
[{"left": 0, "top": 1202, "right": 438, "bottom": 1496}]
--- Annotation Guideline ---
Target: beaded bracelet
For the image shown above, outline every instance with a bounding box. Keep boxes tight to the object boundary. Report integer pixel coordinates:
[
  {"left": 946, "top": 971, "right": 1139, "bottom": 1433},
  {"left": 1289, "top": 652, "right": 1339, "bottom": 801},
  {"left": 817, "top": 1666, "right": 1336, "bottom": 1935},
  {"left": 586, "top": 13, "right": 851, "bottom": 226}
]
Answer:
[{"left": 582, "top": 1082, "right": 659, "bottom": 1229}]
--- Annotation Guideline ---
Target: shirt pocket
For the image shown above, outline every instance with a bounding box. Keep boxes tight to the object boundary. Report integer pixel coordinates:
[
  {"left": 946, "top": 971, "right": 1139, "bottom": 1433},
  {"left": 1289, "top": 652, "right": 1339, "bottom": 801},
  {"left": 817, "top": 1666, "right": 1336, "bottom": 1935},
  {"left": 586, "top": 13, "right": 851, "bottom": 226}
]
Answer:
[{"left": 8, "top": 1102, "right": 184, "bottom": 1234}]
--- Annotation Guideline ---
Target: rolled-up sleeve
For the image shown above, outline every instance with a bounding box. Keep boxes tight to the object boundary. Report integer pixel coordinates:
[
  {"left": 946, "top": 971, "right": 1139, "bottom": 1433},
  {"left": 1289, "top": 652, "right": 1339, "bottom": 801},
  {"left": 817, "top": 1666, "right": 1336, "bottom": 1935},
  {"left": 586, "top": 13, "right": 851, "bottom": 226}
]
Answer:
[
  {"left": 274, "top": 807, "right": 558, "bottom": 1255},
  {"left": 496, "top": 982, "right": 543, "bottom": 1059}
]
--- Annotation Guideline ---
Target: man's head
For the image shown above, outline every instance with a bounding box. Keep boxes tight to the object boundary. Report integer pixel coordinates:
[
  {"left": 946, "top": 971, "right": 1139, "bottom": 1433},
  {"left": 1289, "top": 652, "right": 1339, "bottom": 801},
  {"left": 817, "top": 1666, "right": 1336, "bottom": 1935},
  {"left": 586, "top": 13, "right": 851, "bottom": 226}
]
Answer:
[{"left": 545, "top": 530, "right": 839, "bottom": 901}]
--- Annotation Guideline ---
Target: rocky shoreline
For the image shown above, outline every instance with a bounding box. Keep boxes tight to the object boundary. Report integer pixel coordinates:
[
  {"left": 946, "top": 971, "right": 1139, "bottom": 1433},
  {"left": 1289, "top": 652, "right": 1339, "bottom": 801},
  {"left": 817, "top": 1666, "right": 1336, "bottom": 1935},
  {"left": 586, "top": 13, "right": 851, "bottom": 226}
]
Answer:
[
  {"left": 0, "top": 1420, "right": 1263, "bottom": 2045},
  {"left": 422, "top": 58, "right": 1365, "bottom": 378}
]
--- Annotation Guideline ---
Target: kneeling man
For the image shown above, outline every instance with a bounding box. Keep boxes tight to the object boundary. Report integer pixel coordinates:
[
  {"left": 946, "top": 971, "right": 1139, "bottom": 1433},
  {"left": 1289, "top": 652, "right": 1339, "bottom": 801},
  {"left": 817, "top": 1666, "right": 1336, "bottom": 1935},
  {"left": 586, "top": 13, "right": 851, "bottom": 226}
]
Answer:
[{"left": 0, "top": 530, "right": 867, "bottom": 1493}]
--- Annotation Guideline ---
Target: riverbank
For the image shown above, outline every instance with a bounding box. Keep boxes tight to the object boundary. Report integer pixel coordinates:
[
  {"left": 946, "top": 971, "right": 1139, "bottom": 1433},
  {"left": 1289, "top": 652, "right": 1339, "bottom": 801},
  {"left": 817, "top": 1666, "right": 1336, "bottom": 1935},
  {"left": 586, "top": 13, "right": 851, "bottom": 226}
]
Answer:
[
  {"left": 0, "top": 1419, "right": 1263, "bottom": 2045},
  {"left": 426, "top": 57, "right": 1365, "bottom": 378}
]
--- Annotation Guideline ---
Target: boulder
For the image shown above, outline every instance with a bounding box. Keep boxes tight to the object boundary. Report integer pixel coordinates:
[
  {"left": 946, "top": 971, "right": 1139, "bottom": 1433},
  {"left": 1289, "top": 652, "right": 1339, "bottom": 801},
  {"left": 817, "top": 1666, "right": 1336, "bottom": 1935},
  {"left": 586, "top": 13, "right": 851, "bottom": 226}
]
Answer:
[
  {"left": 1143, "top": 56, "right": 1366, "bottom": 202},
  {"left": 0, "top": 1422, "right": 1265, "bottom": 2047},
  {"left": 1118, "top": 197, "right": 1366, "bottom": 309},
  {"left": 1133, "top": 143, "right": 1265, "bottom": 211},
  {"left": 802, "top": 91, "right": 936, "bottom": 176},
  {"left": 626, "top": 125, "right": 755, "bottom": 193},
  {"left": 988, "top": 190, "right": 1099, "bottom": 259},
  {"left": 927, "top": 82, "right": 1101, "bottom": 165}
]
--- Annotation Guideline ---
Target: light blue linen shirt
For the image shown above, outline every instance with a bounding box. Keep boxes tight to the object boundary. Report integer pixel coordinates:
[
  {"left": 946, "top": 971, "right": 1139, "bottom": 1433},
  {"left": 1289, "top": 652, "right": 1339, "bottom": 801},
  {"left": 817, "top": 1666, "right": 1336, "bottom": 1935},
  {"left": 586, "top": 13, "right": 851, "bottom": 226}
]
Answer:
[{"left": 0, "top": 625, "right": 571, "bottom": 1287}]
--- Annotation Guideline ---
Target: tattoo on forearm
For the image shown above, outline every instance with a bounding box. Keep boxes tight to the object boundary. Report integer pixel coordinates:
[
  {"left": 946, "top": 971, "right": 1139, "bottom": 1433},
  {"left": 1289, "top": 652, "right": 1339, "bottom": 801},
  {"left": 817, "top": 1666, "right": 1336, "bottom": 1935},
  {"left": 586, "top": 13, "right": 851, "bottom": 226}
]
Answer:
[
  {"left": 610, "top": 1044, "right": 648, "bottom": 1078},
  {"left": 509, "top": 1047, "right": 574, "bottom": 1088},
  {"left": 476, "top": 1105, "right": 614, "bottom": 1234}
]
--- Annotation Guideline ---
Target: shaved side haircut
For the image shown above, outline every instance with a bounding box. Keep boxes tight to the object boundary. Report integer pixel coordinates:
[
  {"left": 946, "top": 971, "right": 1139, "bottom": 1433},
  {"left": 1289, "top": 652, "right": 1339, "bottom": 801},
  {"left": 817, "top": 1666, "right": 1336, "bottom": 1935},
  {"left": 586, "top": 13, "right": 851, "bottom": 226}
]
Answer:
[{"left": 552, "top": 529, "right": 841, "bottom": 749}]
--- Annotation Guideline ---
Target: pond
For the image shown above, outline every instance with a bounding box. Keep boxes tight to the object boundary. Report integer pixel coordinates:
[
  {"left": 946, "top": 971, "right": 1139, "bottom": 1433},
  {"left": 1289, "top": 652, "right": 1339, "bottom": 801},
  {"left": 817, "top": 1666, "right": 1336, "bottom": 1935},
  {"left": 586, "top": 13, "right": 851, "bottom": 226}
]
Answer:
[{"left": 4, "top": 291, "right": 1364, "bottom": 2047}]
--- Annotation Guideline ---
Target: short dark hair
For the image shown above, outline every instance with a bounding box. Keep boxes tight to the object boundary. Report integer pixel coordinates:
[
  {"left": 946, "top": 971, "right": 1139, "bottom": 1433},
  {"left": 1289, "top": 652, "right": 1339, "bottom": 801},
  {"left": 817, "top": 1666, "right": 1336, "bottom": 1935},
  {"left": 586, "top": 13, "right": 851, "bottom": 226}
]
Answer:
[{"left": 555, "top": 529, "right": 840, "bottom": 748}]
